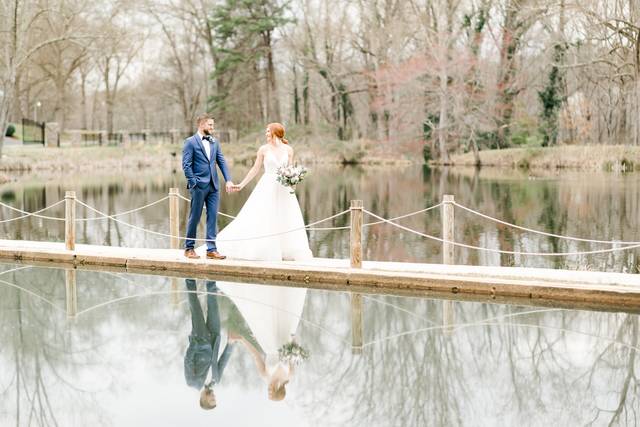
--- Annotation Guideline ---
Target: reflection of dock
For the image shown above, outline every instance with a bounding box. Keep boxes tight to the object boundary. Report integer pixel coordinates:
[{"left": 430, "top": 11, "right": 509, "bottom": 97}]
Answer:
[
  {"left": 1, "top": 238, "right": 640, "bottom": 313},
  {"left": 3, "top": 190, "right": 640, "bottom": 314}
]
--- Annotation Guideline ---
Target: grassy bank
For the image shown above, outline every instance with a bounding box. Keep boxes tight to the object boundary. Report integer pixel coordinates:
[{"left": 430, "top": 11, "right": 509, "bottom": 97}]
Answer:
[
  {"left": 0, "top": 129, "right": 417, "bottom": 182},
  {"left": 440, "top": 145, "right": 640, "bottom": 171}
]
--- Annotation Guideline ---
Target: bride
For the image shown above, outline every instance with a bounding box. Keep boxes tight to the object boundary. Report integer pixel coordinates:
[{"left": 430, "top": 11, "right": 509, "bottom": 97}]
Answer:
[
  {"left": 218, "top": 281, "right": 308, "bottom": 402},
  {"left": 207, "top": 123, "right": 313, "bottom": 261}
]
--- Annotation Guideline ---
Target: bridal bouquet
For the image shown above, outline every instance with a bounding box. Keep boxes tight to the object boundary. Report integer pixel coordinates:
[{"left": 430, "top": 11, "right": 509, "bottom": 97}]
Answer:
[
  {"left": 278, "top": 341, "right": 310, "bottom": 366},
  {"left": 276, "top": 164, "right": 308, "bottom": 194}
]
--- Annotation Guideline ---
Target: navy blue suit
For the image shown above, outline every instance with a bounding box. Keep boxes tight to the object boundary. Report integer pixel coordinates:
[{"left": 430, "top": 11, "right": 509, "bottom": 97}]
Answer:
[
  {"left": 184, "top": 279, "right": 234, "bottom": 389},
  {"left": 182, "top": 133, "right": 232, "bottom": 252}
]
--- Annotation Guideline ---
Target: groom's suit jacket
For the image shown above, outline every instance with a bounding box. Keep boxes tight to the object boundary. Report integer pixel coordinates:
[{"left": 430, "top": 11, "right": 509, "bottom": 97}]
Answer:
[
  {"left": 182, "top": 133, "right": 231, "bottom": 191},
  {"left": 184, "top": 280, "right": 234, "bottom": 389}
]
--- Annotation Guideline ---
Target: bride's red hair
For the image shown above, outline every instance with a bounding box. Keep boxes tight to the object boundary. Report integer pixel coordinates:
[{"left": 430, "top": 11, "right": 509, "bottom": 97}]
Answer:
[{"left": 268, "top": 123, "right": 288, "bottom": 144}]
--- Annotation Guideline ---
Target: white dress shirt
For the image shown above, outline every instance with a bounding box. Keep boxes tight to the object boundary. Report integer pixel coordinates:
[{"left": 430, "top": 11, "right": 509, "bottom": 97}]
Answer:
[{"left": 198, "top": 132, "right": 211, "bottom": 160}]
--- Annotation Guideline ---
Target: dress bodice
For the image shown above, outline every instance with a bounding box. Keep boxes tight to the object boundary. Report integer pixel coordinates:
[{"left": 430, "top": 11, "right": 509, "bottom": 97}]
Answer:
[{"left": 264, "top": 148, "right": 288, "bottom": 174}]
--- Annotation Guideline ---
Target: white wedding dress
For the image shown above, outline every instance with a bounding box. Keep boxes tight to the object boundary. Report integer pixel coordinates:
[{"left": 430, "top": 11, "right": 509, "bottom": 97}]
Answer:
[
  {"left": 217, "top": 282, "right": 307, "bottom": 374},
  {"left": 208, "top": 149, "right": 313, "bottom": 261}
]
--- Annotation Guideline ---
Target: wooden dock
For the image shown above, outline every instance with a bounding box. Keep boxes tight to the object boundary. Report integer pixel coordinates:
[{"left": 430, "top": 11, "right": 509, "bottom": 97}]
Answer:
[{"left": 2, "top": 239, "right": 640, "bottom": 314}]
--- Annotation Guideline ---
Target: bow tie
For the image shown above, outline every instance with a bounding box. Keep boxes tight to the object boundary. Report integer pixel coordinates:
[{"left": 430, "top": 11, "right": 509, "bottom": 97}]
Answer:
[{"left": 203, "top": 135, "right": 213, "bottom": 143}]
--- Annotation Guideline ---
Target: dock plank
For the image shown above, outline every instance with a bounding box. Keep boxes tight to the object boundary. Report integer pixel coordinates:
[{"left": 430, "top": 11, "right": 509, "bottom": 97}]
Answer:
[{"left": 0, "top": 239, "right": 639, "bottom": 313}]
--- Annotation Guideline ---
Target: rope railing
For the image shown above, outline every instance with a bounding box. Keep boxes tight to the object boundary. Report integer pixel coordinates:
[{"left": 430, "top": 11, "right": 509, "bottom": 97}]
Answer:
[
  {"left": 363, "top": 209, "right": 640, "bottom": 257},
  {"left": 176, "top": 192, "right": 350, "bottom": 231},
  {"left": 176, "top": 193, "right": 236, "bottom": 219},
  {"left": 362, "top": 202, "right": 442, "bottom": 228},
  {"left": 75, "top": 196, "right": 170, "bottom": 221},
  {"left": 75, "top": 198, "right": 350, "bottom": 243},
  {"left": 4, "top": 190, "right": 640, "bottom": 261},
  {"left": 0, "top": 200, "right": 66, "bottom": 222},
  {"left": 452, "top": 201, "right": 640, "bottom": 246},
  {"left": 0, "top": 197, "right": 169, "bottom": 222}
]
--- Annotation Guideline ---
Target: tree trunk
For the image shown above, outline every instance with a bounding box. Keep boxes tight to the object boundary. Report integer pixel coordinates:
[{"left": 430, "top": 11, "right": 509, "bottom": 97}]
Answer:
[
  {"left": 470, "top": 133, "right": 481, "bottom": 166},
  {"left": 634, "top": 78, "right": 640, "bottom": 146},
  {"left": 436, "top": 2, "right": 452, "bottom": 164},
  {"left": 495, "top": 3, "right": 520, "bottom": 148},
  {"left": 438, "top": 67, "right": 450, "bottom": 163},
  {"left": 293, "top": 64, "right": 301, "bottom": 124},
  {"left": 0, "top": 73, "right": 17, "bottom": 159},
  {"left": 634, "top": 24, "right": 640, "bottom": 146},
  {"left": 302, "top": 69, "right": 310, "bottom": 125},
  {"left": 366, "top": 74, "right": 380, "bottom": 140},
  {"left": 91, "top": 87, "right": 99, "bottom": 129},
  {"left": 80, "top": 72, "right": 88, "bottom": 129},
  {"left": 106, "top": 96, "right": 115, "bottom": 135},
  {"left": 0, "top": 96, "right": 11, "bottom": 159},
  {"left": 54, "top": 79, "right": 66, "bottom": 132},
  {"left": 265, "top": 31, "right": 281, "bottom": 121}
]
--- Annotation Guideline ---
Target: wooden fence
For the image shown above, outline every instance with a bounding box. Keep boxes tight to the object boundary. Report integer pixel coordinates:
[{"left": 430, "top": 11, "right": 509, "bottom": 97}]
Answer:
[{"left": 56, "top": 129, "right": 237, "bottom": 147}]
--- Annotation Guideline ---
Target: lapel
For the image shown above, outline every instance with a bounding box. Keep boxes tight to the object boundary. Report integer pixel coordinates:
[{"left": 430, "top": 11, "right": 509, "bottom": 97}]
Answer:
[
  {"left": 194, "top": 133, "right": 209, "bottom": 160},
  {"left": 208, "top": 138, "right": 216, "bottom": 164}
]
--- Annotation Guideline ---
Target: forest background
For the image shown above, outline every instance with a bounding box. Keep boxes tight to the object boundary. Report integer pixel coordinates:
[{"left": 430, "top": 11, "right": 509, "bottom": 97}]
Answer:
[{"left": 1, "top": 0, "right": 638, "bottom": 167}]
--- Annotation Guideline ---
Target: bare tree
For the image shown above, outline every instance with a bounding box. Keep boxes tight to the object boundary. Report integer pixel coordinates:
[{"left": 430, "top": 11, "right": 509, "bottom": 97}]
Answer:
[
  {"left": 93, "top": 4, "right": 145, "bottom": 134},
  {"left": 30, "top": 2, "right": 93, "bottom": 131},
  {"left": 143, "top": 2, "right": 207, "bottom": 132},
  {"left": 0, "top": 0, "right": 91, "bottom": 157}
]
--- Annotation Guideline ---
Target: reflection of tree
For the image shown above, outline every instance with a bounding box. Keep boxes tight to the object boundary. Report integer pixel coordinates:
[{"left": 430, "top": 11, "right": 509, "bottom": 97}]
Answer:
[
  {"left": 0, "top": 267, "right": 189, "bottom": 426},
  {"left": 293, "top": 291, "right": 640, "bottom": 426},
  {"left": 1, "top": 267, "right": 639, "bottom": 425},
  {"left": 586, "top": 315, "right": 638, "bottom": 426},
  {"left": 0, "top": 269, "right": 104, "bottom": 426}
]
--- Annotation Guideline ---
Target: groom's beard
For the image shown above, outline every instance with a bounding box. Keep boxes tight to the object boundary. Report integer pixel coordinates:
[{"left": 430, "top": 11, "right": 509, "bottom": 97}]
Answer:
[{"left": 203, "top": 129, "right": 213, "bottom": 136}]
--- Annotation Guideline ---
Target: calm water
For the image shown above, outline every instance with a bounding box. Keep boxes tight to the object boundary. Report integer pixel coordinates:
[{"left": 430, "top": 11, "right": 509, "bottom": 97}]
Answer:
[
  {"left": 0, "top": 264, "right": 638, "bottom": 426},
  {"left": 2, "top": 165, "right": 640, "bottom": 271},
  {"left": 1, "top": 166, "right": 640, "bottom": 425}
]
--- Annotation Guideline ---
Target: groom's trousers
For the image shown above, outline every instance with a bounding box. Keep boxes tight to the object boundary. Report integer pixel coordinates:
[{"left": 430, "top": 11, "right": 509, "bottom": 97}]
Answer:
[{"left": 185, "top": 181, "right": 220, "bottom": 252}]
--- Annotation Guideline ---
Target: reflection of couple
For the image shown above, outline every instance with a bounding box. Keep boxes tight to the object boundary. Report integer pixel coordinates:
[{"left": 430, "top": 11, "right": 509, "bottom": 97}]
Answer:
[
  {"left": 183, "top": 279, "right": 308, "bottom": 409},
  {"left": 182, "top": 113, "right": 312, "bottom": 262},
  {"left": 183, "top": 279, "right": 234, "bottom": 409}
]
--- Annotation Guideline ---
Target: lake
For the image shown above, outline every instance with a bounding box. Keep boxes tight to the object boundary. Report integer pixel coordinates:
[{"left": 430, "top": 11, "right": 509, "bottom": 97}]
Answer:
[
  {"left": 1, "top": 165, "right": 639, "bottom": 426},
  {"left": 1, "top": 264, "right": 638, "bottom": 426}
]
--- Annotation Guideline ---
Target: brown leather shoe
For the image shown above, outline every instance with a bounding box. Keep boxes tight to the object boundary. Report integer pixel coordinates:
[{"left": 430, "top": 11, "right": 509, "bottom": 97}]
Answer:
[
  {"left": 206, "top": 251, "right": 226, "bottom": 260},
  {"left": 184, "top": 248, "right": 200, "bottom": 259}
]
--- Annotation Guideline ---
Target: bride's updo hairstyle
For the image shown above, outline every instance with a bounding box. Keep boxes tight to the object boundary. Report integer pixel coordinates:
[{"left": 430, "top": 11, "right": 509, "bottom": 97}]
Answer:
[{"left": 268, "top": 122, "right": 288, "bottom": 144}]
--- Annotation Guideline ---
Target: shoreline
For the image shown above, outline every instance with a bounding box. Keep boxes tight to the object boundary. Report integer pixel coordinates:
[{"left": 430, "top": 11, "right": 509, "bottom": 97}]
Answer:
[
  {"left": 2, "top": 144, "right": 639, "bottom": 184},
  {"left": 434, "top": 145, "right": 640, "bottom": 172},
  {"left": 0, "top": 142, "right": 413, "bottom": 178}
]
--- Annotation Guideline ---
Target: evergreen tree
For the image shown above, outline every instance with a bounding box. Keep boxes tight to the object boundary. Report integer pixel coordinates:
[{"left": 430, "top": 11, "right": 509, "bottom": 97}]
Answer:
[{"left": 538, "top": 43, "right": 567, "bottom": 147}]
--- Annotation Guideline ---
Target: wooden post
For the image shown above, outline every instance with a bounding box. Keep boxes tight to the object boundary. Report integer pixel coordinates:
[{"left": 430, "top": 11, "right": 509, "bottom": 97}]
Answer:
[
  {"left": 442, "top": 194, "right": 455, "bottom": 334},
  {"left": 443, "top": 299, "right": 454, "bottom": 335},
  {"left": 169, "top": 190, "right": 181, "bottom": 305},
  {"left": 169, "top": 188, "right": 180, "bottom": 250},
  {"left": 65, "top": 191, "right": 76, "bottom": 251},
  {"left": 171, "top": 278, "right": 180, "bottom": 307},
  {"left": 99, "top": 130, "right": 108, "bottom": 146},
  {"left": 351, "top": 293, "right": 363, "bottom": 354},
  {"left": 442, "top": 194, "right": 455, "bottom": 265},
  {"left": 122, "top": 131, "right": 130, "bottom": 148},
  {"left": 350, "top": 200, "right": 363, "bottom": 268},
  {"left": 65, "top": 269, "right": 77, "bottom": 318}
]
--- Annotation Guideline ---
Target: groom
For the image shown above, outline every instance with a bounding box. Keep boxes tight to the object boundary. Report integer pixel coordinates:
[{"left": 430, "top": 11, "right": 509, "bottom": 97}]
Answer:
[
  {"left": 182, "top": 113, "right": 235, "bottom": 259},
  {"left": 183, "top": 279, "right": 237, "bottom": 410}
]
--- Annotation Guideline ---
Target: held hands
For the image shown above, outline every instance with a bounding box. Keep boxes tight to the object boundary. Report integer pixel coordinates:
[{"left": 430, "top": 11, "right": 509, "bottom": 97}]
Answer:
[{"left": 225, "top": 181, "right": 242, "bottom": 193}]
